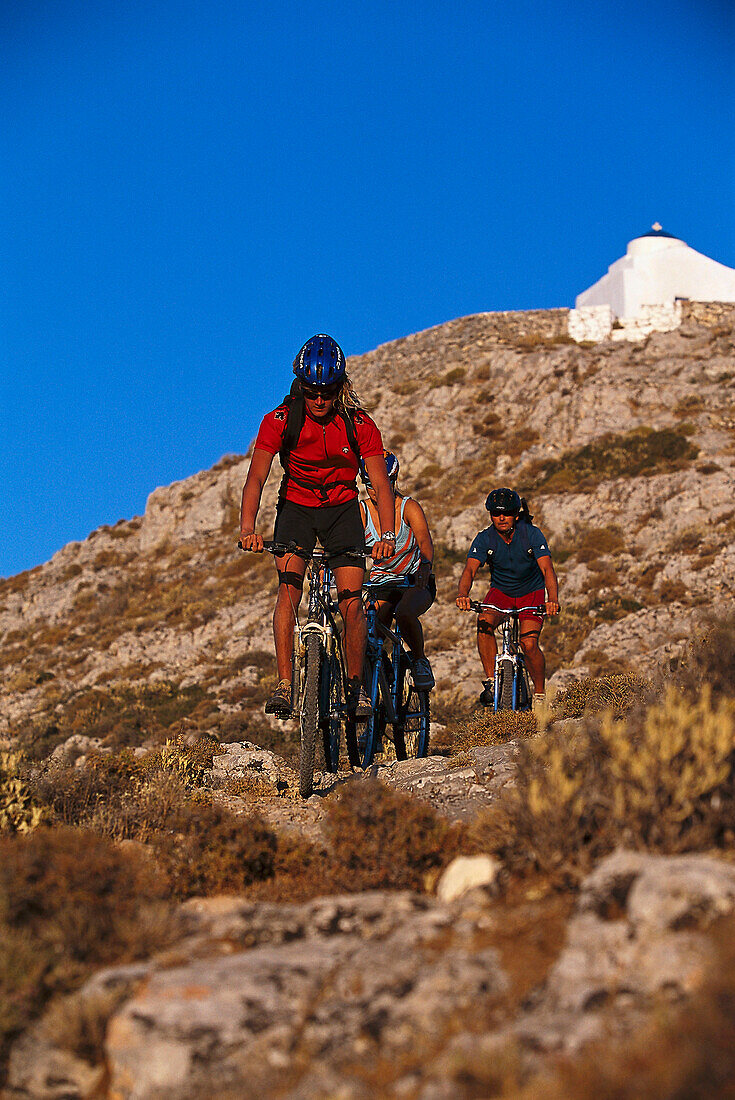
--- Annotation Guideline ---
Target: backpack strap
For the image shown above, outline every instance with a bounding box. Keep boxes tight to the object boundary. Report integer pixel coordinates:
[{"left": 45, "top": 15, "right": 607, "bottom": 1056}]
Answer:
[{"left": 484, "top": 523, "right": 535, "bottom": 574}]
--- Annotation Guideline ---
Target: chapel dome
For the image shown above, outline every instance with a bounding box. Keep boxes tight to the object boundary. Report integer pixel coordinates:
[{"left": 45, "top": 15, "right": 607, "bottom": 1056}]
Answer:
[{"left": 627, "top": 224, "right": 684, "bottom": 257}]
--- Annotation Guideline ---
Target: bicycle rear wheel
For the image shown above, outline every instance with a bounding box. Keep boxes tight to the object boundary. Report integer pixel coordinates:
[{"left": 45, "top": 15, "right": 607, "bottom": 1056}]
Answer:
[
  {"left": 319, "top": 649, "right": 343, "bottom": 773},
  {"left": 299, "top": 633, "right": 321, "bottom": 797},
  {"left": 394, "top": 653, "right": 430, "bottom": 759}
]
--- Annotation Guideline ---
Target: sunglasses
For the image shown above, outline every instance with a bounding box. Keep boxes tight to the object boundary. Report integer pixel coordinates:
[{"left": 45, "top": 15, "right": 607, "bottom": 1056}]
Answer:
[
  {"left": 491, "top": 510, "right": 515, "bottom": 517},
  {"left": 301, "top": 383, "right": 340, "bottom": 401}
]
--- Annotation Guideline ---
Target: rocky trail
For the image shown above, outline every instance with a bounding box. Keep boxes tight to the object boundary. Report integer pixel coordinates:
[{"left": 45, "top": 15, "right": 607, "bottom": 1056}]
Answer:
[{"left": 8, "top": 720, "right": 735, "bottom": 1098}]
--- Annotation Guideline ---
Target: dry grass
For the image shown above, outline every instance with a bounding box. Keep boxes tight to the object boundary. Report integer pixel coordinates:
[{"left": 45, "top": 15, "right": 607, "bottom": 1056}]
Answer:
[
  {"left": 449, "top": 710, "right": 537, "bottom": 752},
  {"left": 552, "top": 674, "right": 652, "bottom": 718}
]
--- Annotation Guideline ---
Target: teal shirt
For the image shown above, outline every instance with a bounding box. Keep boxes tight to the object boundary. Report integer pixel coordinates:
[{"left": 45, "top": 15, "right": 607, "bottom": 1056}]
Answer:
[{"left": 468, "top": 523, "right": 550, "bottom": 597}]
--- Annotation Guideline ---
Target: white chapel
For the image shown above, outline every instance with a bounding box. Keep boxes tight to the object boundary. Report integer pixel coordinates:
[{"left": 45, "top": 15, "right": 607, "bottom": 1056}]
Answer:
[
  {"left": 576, "top": 225, "right": 735, "bottom": 319},
  {"left": 567, "top": 225, "right": 735, "bottom": 342}
]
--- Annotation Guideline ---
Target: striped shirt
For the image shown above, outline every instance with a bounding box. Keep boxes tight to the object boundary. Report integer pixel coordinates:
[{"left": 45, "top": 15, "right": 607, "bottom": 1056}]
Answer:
[{"left": 361, "top": 496, "right": 421, "bottom": 585}]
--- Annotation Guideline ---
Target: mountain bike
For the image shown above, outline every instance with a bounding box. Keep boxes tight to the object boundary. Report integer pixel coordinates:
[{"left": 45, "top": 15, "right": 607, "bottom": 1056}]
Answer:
[
  {"left": 358, "top": 579, "right": 430, "bottom": 767},
  {"left": 245, "top": 540, "right": 363, "bottom": 797},
  {"left": 468, "top": 601, "right": 546, "bottom": 712}
]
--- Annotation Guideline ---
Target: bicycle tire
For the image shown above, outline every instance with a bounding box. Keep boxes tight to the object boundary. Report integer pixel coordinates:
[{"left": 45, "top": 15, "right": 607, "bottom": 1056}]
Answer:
[
  {"left": 358, "top": 655, "right": 385, "bottom": 767},
  {"left": 299, "top": 633, "right": 321, "bottom": 797},
  {"left": 394, "top": 653, "right": 430, "bottom": 759},
  {"left": 319, "top": 649, "right": 342, "bottom": 773},
  {"left": 517, "top": 661, "right": 532, "bottom": 712},
  {"left": 496, "top": 659, "right": 515, "bottom": 711}
]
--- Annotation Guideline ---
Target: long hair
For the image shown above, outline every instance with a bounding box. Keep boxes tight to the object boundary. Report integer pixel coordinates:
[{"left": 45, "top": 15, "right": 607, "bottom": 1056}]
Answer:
[{"left": 336, "top": 372, "right": 362, "bottom": 413}]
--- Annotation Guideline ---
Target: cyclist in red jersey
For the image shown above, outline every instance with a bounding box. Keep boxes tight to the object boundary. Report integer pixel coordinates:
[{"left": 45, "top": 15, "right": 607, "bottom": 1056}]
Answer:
[{"left": 239, "top": 335, "right": 395, "bottom": 719}]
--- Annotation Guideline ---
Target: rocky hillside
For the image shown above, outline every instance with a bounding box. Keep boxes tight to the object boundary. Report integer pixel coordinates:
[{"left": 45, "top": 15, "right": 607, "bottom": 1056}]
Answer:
[
  {"left": 1, "top": 307, "right": 734, "bottom": 752},
  {"left": 2, "top": 307, "right": 735, "bottom": 1098}
]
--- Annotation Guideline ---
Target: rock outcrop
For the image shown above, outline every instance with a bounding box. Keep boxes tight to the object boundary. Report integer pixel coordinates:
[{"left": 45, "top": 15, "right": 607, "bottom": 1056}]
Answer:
[{"left": 9, "top": 851, "right": 735, "bottom": 1099}]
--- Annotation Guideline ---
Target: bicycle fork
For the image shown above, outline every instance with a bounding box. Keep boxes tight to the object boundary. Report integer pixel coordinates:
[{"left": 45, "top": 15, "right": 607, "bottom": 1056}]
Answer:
[
  {"left": 291, "top": 620, "right": 334, "bottom": 718},
  {"left": 494, "top": 625, "right": 520, "bottom": 711}
]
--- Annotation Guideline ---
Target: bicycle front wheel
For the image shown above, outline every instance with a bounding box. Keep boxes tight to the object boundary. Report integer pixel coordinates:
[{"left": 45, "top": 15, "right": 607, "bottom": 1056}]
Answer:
[
  {"left": 299, "top": 633, "right": 321, "bottom": 797},
  {"left": 359, "top": 654, "right": 387, "bottom": 768},
  {"left": 496, "top": 657, "right": 514, "bottom": 711},
  {"left": 394, "top": 653, "right": 430, "bottom": 759},
  {"left": 320, "top": 648, "right": 343, "bottom": 773}
]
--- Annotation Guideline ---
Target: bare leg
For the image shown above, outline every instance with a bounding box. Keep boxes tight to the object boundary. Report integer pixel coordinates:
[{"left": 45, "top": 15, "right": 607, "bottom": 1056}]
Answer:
[
  {"left": 520, "top": 630, "right": 545, "bottom": 693},
  {"left": 477, "top": 612, "right": 503, "bottom": 679},
  {"left": 394, "top": 587, "right": 433, "bottom": 659},
  {"left": 334, "top": 565, "right": 366, "bottom": 682},
  {"left": 273, "top": 556, "right": 306, "bottom": 681}
]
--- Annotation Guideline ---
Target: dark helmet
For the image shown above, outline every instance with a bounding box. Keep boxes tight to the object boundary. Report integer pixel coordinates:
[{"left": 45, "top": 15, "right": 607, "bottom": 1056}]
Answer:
[
  {"left": 485, "top": 487, "right": 521, "bottom": 515},
  {"left": 360, "top": 449, "right": 399, "bottom": 488},
  {"left": 293, "top": 334, "right": 346, "bottom": 387}
]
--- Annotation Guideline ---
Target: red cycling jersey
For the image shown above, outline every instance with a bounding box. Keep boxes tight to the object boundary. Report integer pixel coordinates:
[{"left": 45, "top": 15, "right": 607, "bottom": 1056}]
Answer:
[{"left": 255, "top": 405, "right": 383, "bottom": 507}]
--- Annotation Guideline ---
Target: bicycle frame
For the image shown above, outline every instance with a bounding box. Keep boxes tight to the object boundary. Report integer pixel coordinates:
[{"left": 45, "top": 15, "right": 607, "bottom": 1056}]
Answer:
[
  {"left": 363, "top": 582, "right": 407, "bottom": 726},
  {"left": 494, "top": 612, "right": 526, "bottom": 711},
  {"left": 291, "top": 550, "right": 345, "bottom": 718},
  {"left": 469, "top": 601, "right": 545, "bottom": 712}
]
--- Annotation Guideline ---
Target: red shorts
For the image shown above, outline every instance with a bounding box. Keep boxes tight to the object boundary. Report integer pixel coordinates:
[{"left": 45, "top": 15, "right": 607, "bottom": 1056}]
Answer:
[{"left": 482, "top": 587, "right": 545, "bottom": 629}]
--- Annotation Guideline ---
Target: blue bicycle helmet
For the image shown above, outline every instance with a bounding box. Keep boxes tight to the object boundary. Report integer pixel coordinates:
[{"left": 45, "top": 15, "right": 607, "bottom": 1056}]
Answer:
[
  {"left": 485, "top": 487, "right": 521, "bottom": 514},
  {"left": 293, "top": 334, "right": 346, "bottom": 387},
  {"left": 360, "top": 449, "right": 399, "bottom": 488}
]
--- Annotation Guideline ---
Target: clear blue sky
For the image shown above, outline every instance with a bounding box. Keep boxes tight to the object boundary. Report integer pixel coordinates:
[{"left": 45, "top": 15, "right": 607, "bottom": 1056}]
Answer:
[{"left": 1, "top": 0, "right": 733, "bottom": 577}]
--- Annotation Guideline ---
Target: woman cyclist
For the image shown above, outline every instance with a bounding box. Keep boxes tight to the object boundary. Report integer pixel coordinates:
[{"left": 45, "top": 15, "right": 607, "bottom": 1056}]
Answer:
[
  {"left": 360, "top": 450, "right": 436, "bottom": 691},
  {"left": 239, "top": 334, "right": 396, "bottom": 719},
  {"left": 456, "top": 487, "right": 559, "bottom": 710}
]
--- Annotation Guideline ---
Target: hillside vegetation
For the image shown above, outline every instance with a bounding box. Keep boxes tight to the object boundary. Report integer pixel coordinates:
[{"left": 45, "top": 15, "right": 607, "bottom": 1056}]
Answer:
[{"left": 1, "top": 309, "right": 734, "bottom": 756}]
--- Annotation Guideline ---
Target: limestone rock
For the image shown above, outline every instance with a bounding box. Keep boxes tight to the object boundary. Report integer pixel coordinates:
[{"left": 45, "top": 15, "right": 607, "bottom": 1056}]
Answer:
[
  {"left": 211, "top": 740, "right": 298, "bottom": 791},
  {"left": 437, "top": 855, "right": 501, "bottom": 902},
  {"left": 512, "top": 850, "right": 735, "bottom": 1057}
]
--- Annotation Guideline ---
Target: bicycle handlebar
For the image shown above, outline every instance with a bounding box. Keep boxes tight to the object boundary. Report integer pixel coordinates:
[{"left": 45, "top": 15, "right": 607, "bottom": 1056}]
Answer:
[
  {"left": 238, "top": 539, "right": 364, "bottom": 562},
  {"left": 468, "top": 601, "right": 547, "bottom": 616}
]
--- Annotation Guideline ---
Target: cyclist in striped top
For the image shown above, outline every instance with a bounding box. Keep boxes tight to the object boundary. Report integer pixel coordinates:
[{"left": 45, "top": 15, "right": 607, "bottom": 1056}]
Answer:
[{"left": 360, "top": 451, "right": 436, "bottom": 691}]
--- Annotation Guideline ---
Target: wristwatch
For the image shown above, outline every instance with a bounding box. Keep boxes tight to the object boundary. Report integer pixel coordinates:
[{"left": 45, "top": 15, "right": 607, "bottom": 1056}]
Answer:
[{"left": 381, "top": 531, "right": 396, "bottom": 541}]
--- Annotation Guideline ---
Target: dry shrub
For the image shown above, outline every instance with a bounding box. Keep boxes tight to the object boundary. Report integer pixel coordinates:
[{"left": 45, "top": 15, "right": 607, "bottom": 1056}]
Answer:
[
  {"left": 673, "top": 610, "right": 735, "bottom": 704},
  {"left": 522, "top": 912, "right": 735, "bottom": 1100},
  {"left": 552, "top": 674, "right": 652, "bottom": 719},
  {"left": 325, "top": 780, "right": 464, "bottom": 892},
  {"left": 0, "top": 827, "right": 173, "bottom": 1076},
  {"left": 658, "top": 577, "right": 687, "bottom": 602},
  {"left": 521, "top": 426, "right": 699, "bottom": 493},
  {"left": 143, "top": 733, "right": 222, "bottom": 788},
  {"left": 148, "top": 790, "right": 279, "bottom": 899},
  {"left": 450, "top": 710, "right": 537, "bottom": 752},
  {"left": 19, "top": 680, "right": 211, "bottom": 759},
  {"left": 0, "top": 751, "right": 47, "bottom": 834},
  {"left": 541, "top": 602, "right": 594, "bottom": 671},
  {"left": 31, "top": 749, "right": 146, "bottom": 828},
  {"left": 674, "top": 393, "right": 705, "bottom": 417},
  {"left": 559, "top": 523, "right": 624, "bottom": 564},
  {"left": 473, "top": 688, "right": 735, "bottom": 885}
]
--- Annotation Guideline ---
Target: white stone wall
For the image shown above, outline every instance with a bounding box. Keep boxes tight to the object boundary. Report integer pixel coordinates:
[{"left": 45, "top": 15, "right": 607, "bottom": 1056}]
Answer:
[
  {"left": 567, "top": 305, "right": 613, "bottom": 343},
  {"left": 610, "top": 302, "right": 683, "bottom": 342}
]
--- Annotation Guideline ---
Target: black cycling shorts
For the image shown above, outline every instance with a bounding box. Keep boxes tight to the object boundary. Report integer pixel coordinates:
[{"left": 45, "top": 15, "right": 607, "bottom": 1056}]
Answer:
[
  {"left": 274, "top": 498, "right": 366, "bottom": 570},
  {"left": 375, "top": 572, "right": 437, "bottom": 608}
]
